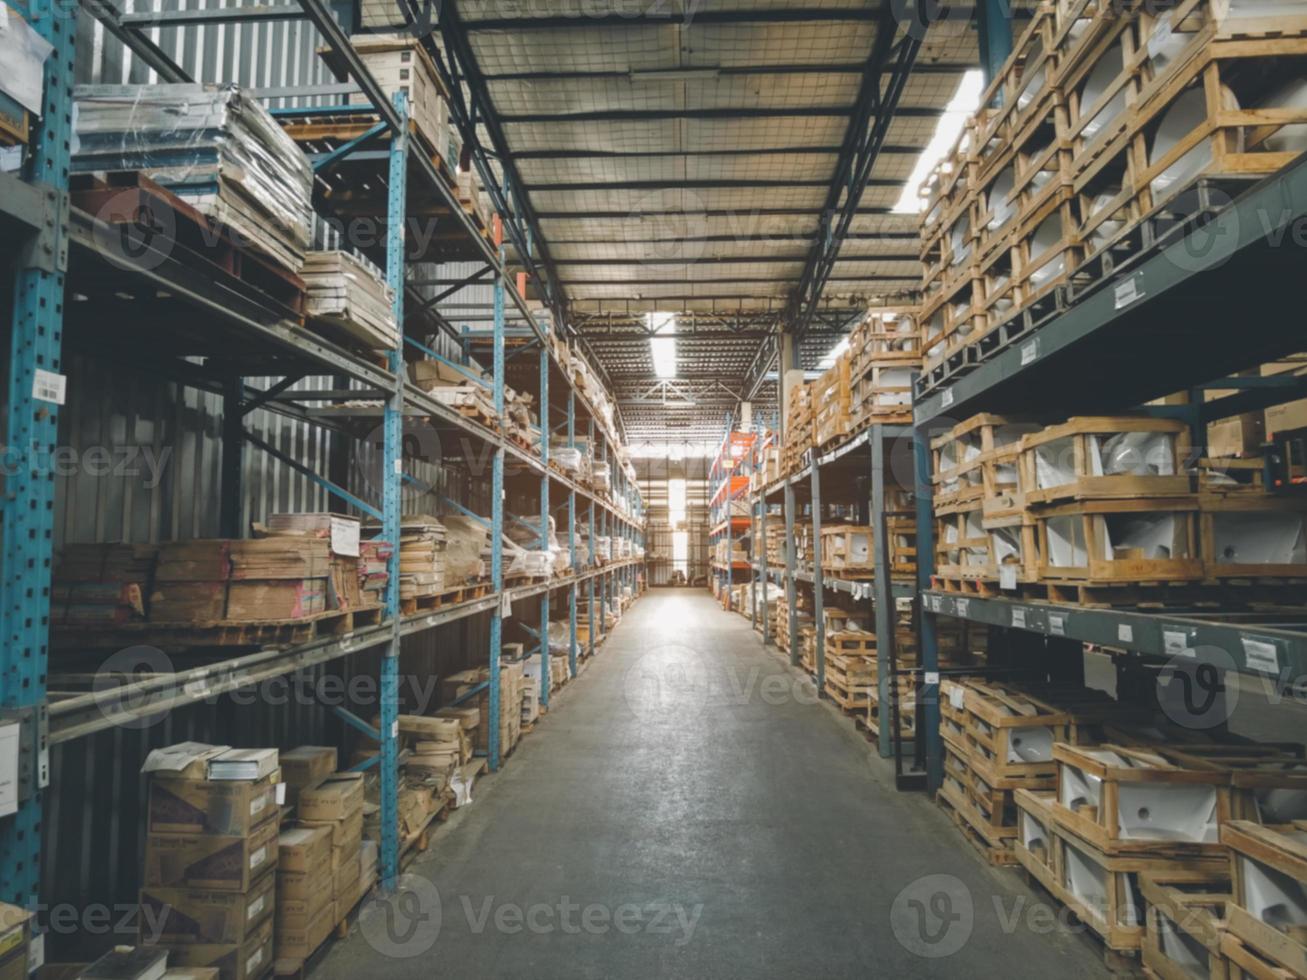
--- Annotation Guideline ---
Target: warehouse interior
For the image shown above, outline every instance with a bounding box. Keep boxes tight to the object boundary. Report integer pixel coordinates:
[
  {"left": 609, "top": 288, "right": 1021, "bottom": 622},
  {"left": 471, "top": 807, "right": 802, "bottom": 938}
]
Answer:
[{"left": 3, "top": 0, "right": 1307, "bottom": 977}]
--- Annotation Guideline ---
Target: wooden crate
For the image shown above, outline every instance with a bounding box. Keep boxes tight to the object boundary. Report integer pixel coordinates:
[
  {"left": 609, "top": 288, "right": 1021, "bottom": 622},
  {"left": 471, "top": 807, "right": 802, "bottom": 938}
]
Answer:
[
  {"left": 1198, "top": 492, "right": 1307, "bottom": 581},
  {"left": 1222, "top": 931, "right": 1300, "bottom": 980},
  {"left": 1014, "top": 788, "right": 1062, "bottom": 885},
  {"left": 1053, "top": 826, "right": 1229, "bottom": 951},
  {"left": 940, "top": 743, "right": 1020, "bottom": 865},
  {"left": 1053, "top": 743, "right": 1242, "bottom": 854},
  {"left": 848, "top": 306, "right": 922, "bottom": 367},
  {"left": 1032, "top": 496, "right": 1204, "bottom": 586},
  {"left": 813, "top": 356, "right": 853, "bottom": 448},
  {"left": 337, "top": 34, "right": 454, "bottom": 164},
  {"left": 1140, "top": 871, "right": 1234, "bottom": 980},
  {"left": 920, "top": 271, "right": 987, "bottom": 370},
  {"left": 1019, "top": 416, "right": 1192, "bottom": 505},
  {"left": 934, "top": 502, "right": 990, "bottom": 583},
  {"left": 824, "top": 653, "right": 874, "bottom": 709},
  {"left": 971, "top": 7, "right": 1063, "bottom": 157},
  {"left": 1222, "top": 820, "right": 1307, "bottom": 979},
  {"left": 849, "top": 363, "right": 914, "bottom": 427}
]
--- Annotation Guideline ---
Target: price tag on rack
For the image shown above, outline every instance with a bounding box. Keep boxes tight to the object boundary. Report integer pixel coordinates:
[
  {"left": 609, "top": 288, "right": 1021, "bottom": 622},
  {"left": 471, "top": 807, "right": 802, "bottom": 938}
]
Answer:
[
  {"left": 1020, "top": 339, "right": 1039, "bottom": 366},
  {"left": 956, "top": 598, "right": 970, "bottom": 618},
  {"left": 1011, "top": 608, "right": 1026, "bottom": 629},
  {"left": 1049, "top": 614, "right": 1065, "bottom": 636},
  {"left": 999, "top": 565, "right": 1017, "bottom": 591},
  {"left": 1114, "top": 274, "right": 1144, "bottom": 310},
  {"left": 1242, "top": 637, "right": 1281, "bottom": 675},
  {"left": 1163, "top": 628, "right": 1195, "bottom": 659},
  {"left": 941, "top": 389, "right": 954, "bottom": 408}
]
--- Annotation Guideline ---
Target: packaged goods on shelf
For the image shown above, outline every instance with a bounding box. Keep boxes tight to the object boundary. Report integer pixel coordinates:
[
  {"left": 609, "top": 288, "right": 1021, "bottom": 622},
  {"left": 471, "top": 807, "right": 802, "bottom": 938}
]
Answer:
[
  {"left": 0, "top": 902, "right": 31, "bottom": 979},
  {"left": 591, "top": 461, "right": 612, "bottom": 493},
  {"left": 595, "top": 536, "right": 612, "bottom": 563},
  {"left": 363, "top": 515, "right": 447, "bottom": 600},
  {"left": 0, "top": 9, "right": 52, "bottom": 145},
  {"left": 72, "top": 84, "right": 313, "bottom": 272},
  {"left": 302, "top": 250, "right": 397, "bottom": 351},
  {"left": 51, "top": 542, "right": 156, "bottom": 626},
  {"left": 442, "top": 659, "right": 524, "bottom": 757},
  {"left": 442, "top": 514, "right": 489, "bottom": 584},
  {"left": 550, "top": 444, "right": 586, "bottom": 476},
  {"left": 280, "top": 745, "right": 337, "bottom": 809},
  {"left": 358, "top": 538, "right": 392, "bottom": 604},
  {"left": 138, "top": 742, "right": 280, "bottom": 975},
  {"left": 261, "top": 512, "right": 368, "bottom": 610},
  {"left": 337, "top": 33, "right": 455, "bottom": 164},
  {"left": 410, "top": 355, "right": 486, "bottom": 391},
  {"left": 1220, "top": 819, "right": 1307, "bottom": 977}
]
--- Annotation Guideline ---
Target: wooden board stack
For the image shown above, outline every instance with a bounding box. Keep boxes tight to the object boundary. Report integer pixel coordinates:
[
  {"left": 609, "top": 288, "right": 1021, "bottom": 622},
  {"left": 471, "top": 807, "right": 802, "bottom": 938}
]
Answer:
[
  {"left": 302, "top": 250, "right": 398, "bottom": 352},
  {"left": 72, "top": 84, "right": 314, "bottom": 274},
  {"left": 918, "top": 1, "right": 1307, "bottom": 386},
  {"left": 51, "top": 543, "right": 156, "bottom": 626},
  {"left": 848, "top": 306, "right": 920, "bottom": 429},
  {"left": 782, "top": 379, "right": 813, "bottom": 476},
  {"left": 338, "top": 33, "right": 456, "bottom": 165}
]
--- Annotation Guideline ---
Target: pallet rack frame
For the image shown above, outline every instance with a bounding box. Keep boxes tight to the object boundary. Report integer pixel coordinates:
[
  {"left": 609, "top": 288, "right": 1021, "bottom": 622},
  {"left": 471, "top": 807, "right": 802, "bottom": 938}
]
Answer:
[
  {"left": 912, "top": 149, "right": 1307, "bottom": 793},
  {"left": 0, "top": 0, "right": 646, "bottom": 918}
]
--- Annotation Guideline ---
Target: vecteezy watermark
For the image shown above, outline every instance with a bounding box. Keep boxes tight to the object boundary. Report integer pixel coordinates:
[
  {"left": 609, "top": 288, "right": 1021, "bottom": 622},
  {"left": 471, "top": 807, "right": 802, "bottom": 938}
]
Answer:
[
  {"left": 39, "top": 902, "right": 167, "bottom": 943},
  {"left": 93, "top": 648, "right": 441, "bottom": 730},
  {"left": 360, "top": 872, "right": 702, "bottom": 956},
  {"left": 890, "top": 873, "right": 973, "bottom": 958},
  {"left": 621, "top": 642, "right": 819, "bottom": 720},
  {"left": 1157, "top": 645, "right": 1240, "bottom": 731},
  {"left": 0, "top": 442, "right": 172, "bottom": 488}
]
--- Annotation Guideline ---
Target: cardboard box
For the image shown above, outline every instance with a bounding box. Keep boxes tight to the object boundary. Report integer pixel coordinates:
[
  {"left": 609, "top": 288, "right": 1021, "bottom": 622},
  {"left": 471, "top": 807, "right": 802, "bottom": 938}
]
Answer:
[
  {"left": 1264, "top": 357, "right": 1307, "bottom": 437},
  {"left": 332, "top": 854, "right": 361, "bottom": 900},
  {"left": 274, "top": 899, "right": 333, "bottom": 961},
  {"left": 279, "top": 746, "right": 337, "bottom": 804},
  {"left": 148, "top": 773, "right": 279, "bottom": 836},
  {"left": 301, "top": 809, "right": 363, "bottom": 849},
  {"left": 297, "top": 773, "right": 364, "bottom": 822},
  {"left": 144, "top": 819, "right": 279, "bottom": 891},
  {"left": 1207, "top": 413, "right": 1263, "bottom": 458},
  {"left": 139, "top": 871, "right": 275, "bottom": 945},
  {"left": 397, "top": 715, "right": 462, "bottom": 741},
  {"left": 142, "top": 742, "right": 230, "bottom": 781},
  {"left": 276, "top": 865, "right": 333, "bottom": 907},
  {"left": 163, "top": 917, "right": 273, "bottom": 980},
  {"left": 275, "top": 872, "right": 333, "bottom": 931},
  {"left": 0, "top": 903, "right": 30, "bottom": 980},
  {"left": 331, "top": 834, "right": 362, "bottom": 872},
  {"left": 277, "top": 824, "right": 332, "bottom": 873}
]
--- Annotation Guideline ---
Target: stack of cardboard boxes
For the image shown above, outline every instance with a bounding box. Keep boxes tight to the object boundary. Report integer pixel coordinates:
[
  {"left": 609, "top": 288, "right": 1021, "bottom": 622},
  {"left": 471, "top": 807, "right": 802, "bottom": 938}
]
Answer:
[{"left": 139, "top": 743, "right": 280, "bottom": 980}]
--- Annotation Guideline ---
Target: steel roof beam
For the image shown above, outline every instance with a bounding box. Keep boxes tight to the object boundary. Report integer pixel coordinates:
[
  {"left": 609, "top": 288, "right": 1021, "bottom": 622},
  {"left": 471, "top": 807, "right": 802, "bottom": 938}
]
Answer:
[
  {"left": 502, "top": 105, "right": 941, "bottom": 123},
  {"left": 560, "top": 275, "right": 915, "bottom": 286},
  {"left": 554, "top": 254, "right": 916, "bottom": 265},
  {"left": 464, "top": 8, "right": 912, "bottom": 29},
  {"left": 484, "top": 61, "right": 976, "bottom": 81},
  {"left": 788, "top": 7, "right": 924, "bottom": 339},
  {"left": 537, "top": 207, "right": 896, "bottom": 219}
]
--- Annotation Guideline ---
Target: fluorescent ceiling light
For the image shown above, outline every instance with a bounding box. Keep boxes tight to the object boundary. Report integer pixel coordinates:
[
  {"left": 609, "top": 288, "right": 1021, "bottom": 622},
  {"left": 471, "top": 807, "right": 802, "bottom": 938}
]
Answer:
[
  {"left": 648, "top": 312, "right": 677, "bottom": 379},
  {"left": 892, "top": 69, "right": 986, "bottom": 214},
  {"left": 630, "top": 67, "right": 721, "bottom": 82}
]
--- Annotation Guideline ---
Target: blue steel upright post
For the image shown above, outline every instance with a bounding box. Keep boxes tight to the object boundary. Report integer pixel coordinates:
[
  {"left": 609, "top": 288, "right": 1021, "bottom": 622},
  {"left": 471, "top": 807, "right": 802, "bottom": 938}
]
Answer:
[
  {"left": 539, "top": 320, "right": 550, "bottom": 708},
  {"left": 488, "top": 204, "right": 506, "bottom": 770},
  {"left": 811, "top": 459, "right": 825, "bottom": 691},
  {"left": 1, "top": 0, "right": 73, "bottom": 912},
  {"left": 587, "top": 420, "right": 596, "bottom": 658},
  {"left": 379, "top": 90, "right": 409, "bottom": 891}
]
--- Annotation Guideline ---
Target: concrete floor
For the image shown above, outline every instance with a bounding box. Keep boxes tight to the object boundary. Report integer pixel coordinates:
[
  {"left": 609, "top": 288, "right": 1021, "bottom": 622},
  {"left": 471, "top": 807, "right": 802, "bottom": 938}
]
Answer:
[{"left": 320, "top": 589, "right": 1109, "bottom": 979}]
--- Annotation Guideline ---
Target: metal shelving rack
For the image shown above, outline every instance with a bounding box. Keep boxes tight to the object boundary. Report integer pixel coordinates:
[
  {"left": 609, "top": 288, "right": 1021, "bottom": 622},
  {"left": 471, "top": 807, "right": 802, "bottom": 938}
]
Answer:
[
  {"left": 708, "top": 431, "right": 756, "bottom": 612},
  {"left": 0, "top": 0, "right": 646, "bottom": 915},
  {"left": 758, "top": 425, "right": 920, "bottom": 767},
  {"left": 912, "top": 151, "right": 1307, "bottom": 793}
]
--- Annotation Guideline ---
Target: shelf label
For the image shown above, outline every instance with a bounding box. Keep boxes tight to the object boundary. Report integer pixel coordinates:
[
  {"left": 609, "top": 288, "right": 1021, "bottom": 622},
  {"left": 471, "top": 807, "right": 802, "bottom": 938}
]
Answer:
[
  {"left": 1242, "top": 637, "right": 1281, "bottom": 675},
  {"left": 1163, "top": 628, "right": 1194, "bottom": 659},
  {"left": 33, "top": 368, "right": 66, "bottom": 405},
  {"left": 1020, "top": 339, "right": 1039, "bottom": 366},
  {"left": 1117, "top": 624, "right": 1134, "bottom": 644},
  {"left": 999, "top": 565, "right": 1018, "bottom": 591},
  {"left": 924, "top": 671, "right": 940, "bottom": 686},
  {"left": 183, "top": 679, "right": 210, "bottom": 699},
  {"left": 929, "top": 594, "right": 942, "bottom": 613},
  {"left": 956, "top": 598, "right": 970, "bottom": 618},
  {"left": 1049, "top": 614, "right": 1065, "bottom": 636},
  {"left": 1114, "top": 275, "right": 1144, "bottom": 310},
  {"left": 941, "top": 388, "right": 954, "bottom": 408},
  {"left": 1011, "top": 608, "right": 1026, "bottom": 629}
]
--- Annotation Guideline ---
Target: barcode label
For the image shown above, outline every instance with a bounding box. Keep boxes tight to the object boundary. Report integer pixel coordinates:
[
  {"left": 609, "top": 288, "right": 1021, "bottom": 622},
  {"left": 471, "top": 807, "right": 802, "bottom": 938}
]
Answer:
[
  {"left": 1118, "top": 624, "right": 1134, "bottom": 643},
  {"left": 1242, "top": 638, "right": 1280, "bottom": 674},
  {"left": 1012, "top": 608, "right": 1026, "bottom": 629},
  {"left": 1049, "top": 615, "right": 1065, "bottom": 636},
  {"left": 33, "top": 368, "right": 66, "bottom": 405},
  {"left": 941, "top": 389, "right": 954, "bottom": 408},
  {"left": 1020, "top": 340, "right": 1039, "bottom": 366},
  {"left": 1163, "top": 629, "right": 1193, "bottom": 658},
  {"left": 1114, "top": 276, "right": 1143, "bottom": 310}
]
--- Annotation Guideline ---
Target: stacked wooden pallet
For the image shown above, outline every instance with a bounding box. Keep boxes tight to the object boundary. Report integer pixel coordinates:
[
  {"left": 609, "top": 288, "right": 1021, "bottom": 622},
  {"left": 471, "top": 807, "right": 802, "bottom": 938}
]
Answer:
[
  {"left": 918, "top": 0, "right": 1307, "bottom": 387},
  {"left": 782, "top": 380, "right": 814, "bottom": 475},
  {"left": 1219, "top": 820, "right": 1307, "bottom": 978},
  {"left": 938, "top": 679, "right": 1132, "bottom": 866},
  {"left": 848, "top": 307, "right": 920, "bottom": 428},
  {"left": 820, "top": 491, "right": 918, "bottom": 582},
  {"left": 933, "top": 413, "right": 1307, "bottom": 603},
  {"left": 1013, "top": 740, "right": 1307, "bottom": 961},
  {"left": 813, "top": 355, "right": 854, "bottom": 449},
  {"left": 821, "top": 602, "right": 917, "bottom": 714}
]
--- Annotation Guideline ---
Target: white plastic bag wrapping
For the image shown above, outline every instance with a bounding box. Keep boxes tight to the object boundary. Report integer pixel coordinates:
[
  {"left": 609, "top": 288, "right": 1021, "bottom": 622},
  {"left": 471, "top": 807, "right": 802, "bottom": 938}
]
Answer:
[
  {"left": 0, "top": 6, "right": 53, "bottom": 116},
  {"left": 71, "top": 84, "right": 313, "bottom": 269}
]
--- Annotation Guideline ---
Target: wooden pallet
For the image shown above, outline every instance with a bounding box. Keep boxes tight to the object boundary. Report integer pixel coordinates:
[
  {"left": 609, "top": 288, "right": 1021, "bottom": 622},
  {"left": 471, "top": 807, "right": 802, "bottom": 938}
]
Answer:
[
  {"left": 937, "top": 782, "right": 1018, "bottom": 867},
  {"left": 400, "top": 582, "right": 490, "bottom": 615},
  {"left": 70, "top": 171, "right": 307, "bottom": 320}
]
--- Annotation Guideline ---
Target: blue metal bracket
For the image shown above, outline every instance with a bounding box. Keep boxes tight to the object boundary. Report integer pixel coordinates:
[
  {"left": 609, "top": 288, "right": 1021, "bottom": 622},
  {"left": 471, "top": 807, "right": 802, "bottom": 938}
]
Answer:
[
  {"left": 331, "top": 705, "right": 381, "bottom": 742},
  {"left": 313, "top": 120, "right": 388, "bottom": 174},
  {"left": 245, "top": 429, "right": 383, "bottom": 521},
  {"left": 404, "top": 336, "right": 492, "bottom": 390},
  {"left": 442, "top": 495, "right": 491, "bottom": 529},
  {"left": 451, "top": 679, "right": 490, "bottom": 707}
]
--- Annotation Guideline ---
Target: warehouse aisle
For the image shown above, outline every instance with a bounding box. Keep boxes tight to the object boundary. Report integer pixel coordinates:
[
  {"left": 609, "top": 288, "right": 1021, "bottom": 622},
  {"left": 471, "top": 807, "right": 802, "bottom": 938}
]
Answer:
[{"left": 320, "top": 589, "right": 1106, "bottom": 979}]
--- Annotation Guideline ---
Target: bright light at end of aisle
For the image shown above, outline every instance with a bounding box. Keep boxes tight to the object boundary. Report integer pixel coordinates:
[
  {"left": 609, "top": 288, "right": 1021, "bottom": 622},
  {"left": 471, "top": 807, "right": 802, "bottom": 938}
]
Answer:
[
  {"left": 648, "top": 312, "right": 677, "bottom": 378},
  {"left": 892, "top": 69, "right": 986, "bottom": 214}
]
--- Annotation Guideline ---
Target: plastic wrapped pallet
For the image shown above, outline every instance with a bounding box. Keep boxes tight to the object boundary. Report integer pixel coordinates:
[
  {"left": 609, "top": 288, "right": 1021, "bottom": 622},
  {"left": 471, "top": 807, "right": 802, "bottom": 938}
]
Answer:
[
  {"left": 71, "top": 83, "right": 313, "bottom": 272},
  {"left": 0, "top": 8, "right": 52, "bottom": 143},
  {"left": 442, "top": 514, "right": 489, "bottom": 584},
  {"left": 302, "top": 250, "right": 398, "bottom": 351}
]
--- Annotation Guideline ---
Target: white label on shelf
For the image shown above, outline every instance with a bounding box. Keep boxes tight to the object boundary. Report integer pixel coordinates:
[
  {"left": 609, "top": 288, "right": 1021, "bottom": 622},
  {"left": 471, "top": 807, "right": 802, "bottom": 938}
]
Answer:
[
  {"left": 331, "top": 516, "right": 360, "bottom": 557},
  {"left": 930, "top": 595, "right": 942, "bottom": 612},
  {"left": 956, "top": 598, "right": 970, "bottom": 617},
  {"left": 183, "top": 678, "right": 209, "bottom": 699},
  {"left": 33, "top": 368, "right": 66, "bottom": 405},
  {"left": 1242, "top": 638, "right": 1280, "bottom": 675},
  {"left": 501, "top": 592, "right": 514, "bottom": 618},
  {"left": 999, "top": 565, "right": 1017, "bottom": 590},
  {"left": 1114, "top": 275, "right": 1143, "bottom": 310},
  {"left": 0, "top": 722, "right": 17, "bottom": 818},
  {"left": 1020, "top": 339, "right": 1039, "bottom": 366},
  {"left": 28, "top": 934, "right": 44, "bottom": 972},
  {"left": 393, "top": 458, "right": 403, "bottom": 474},
  {"left": 390, "top": 720, "right": 399, "bottom": 739},
  {"left": 924, "top": 671, "right": 940, "bottom": 686},
  {"left": 275, "top": 782, "right": 286, "bottom": 806},
  {"left": 1012, "top": 608, "right": 1026, "bottom": 629},
  {"left": 1163, "top": 629, "right": 1194, "bottom": 659},
  {"left": 941, "top": 388, "right": 954, "bottom": 408},
  {"left": 1049, "top": 614, "right": 1065, "bottom": 636},
  {"left": 949, "top": 685, "right": 966, "bottom": 710},
  {"left": 1118, "top": 624, "right": 1134, "bottom": 643}
]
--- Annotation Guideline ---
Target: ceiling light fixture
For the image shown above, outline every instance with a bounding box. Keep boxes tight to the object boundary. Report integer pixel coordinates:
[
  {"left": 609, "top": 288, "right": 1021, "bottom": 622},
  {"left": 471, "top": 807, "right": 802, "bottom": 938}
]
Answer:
[{"left": 648, "top": 312, "right": 677, "bottom": 379}]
